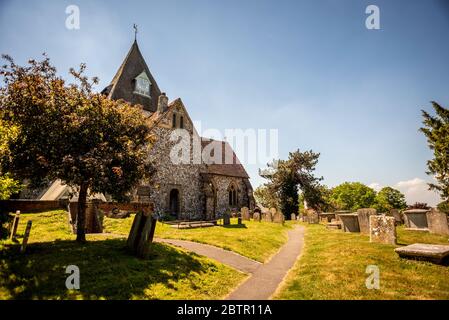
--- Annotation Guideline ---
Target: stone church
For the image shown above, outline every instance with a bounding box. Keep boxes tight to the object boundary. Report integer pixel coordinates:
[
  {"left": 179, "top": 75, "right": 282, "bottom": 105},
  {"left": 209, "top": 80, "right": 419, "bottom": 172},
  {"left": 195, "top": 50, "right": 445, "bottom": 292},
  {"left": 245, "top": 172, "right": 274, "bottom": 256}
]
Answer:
[{"left": 34, "top": 40, "right": 255, "bottom": 220}]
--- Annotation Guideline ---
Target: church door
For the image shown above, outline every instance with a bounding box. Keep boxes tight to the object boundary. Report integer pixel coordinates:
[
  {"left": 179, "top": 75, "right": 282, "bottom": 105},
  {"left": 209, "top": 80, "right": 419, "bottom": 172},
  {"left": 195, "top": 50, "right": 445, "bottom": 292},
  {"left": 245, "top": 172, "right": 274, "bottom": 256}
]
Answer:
[{"left": 169, "top": 189, "right": 180, "bottom": 219}]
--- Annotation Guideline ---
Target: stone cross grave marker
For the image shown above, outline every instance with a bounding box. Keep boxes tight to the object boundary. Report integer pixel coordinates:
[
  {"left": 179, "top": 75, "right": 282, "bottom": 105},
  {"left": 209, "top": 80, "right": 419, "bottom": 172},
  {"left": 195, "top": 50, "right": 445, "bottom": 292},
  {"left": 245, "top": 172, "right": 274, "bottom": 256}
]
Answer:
[
  {"left": 20, "top": 220, "right": 32, "bottom": 253},
  {"left": 426, "top": 209, "right": 449, "bottom": 236},
  {"left": 370, "top": 215, "right": 396, "bottom": 245},
  {"left": 357, "top": 208, "right": 377, "bottom": 234},
  {"left": 9, "top": 210, "right": 20, "bottom": 240}
]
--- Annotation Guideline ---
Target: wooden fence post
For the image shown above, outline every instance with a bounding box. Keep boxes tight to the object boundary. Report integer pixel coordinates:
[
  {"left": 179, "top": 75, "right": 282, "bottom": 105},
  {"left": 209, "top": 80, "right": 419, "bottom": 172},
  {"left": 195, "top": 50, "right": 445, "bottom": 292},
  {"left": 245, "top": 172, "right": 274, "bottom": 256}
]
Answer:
[{"left": 9, "top": 210, "right": 20, "bottom": 240}]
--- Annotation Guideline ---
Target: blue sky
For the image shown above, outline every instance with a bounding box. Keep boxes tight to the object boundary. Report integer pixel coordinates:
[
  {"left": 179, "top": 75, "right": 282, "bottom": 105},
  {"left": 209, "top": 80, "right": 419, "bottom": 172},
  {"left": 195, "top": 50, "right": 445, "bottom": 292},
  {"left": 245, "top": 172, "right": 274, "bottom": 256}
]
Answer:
[{"left": 1, "top": 0, "right": 448, "bottom": 205}]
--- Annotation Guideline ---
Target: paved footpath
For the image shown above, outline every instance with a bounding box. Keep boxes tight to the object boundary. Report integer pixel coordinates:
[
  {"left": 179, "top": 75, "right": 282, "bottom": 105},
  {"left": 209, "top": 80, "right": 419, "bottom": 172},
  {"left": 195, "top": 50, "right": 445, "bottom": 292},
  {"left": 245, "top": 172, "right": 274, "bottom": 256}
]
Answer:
[
  {"left": 226, "top": 225, "right": 305, "bottom": 300},
  {"left": 155, "top": 238, "right": 262, "bottom": 274}
]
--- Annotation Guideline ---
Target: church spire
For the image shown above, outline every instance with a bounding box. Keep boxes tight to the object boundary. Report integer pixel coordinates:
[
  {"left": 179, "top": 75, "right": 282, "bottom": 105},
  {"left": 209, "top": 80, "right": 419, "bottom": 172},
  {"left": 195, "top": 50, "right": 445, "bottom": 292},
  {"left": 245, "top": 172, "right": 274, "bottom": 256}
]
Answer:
[{"left": 101, "top": 33, "right": 162, "bottom": 112}]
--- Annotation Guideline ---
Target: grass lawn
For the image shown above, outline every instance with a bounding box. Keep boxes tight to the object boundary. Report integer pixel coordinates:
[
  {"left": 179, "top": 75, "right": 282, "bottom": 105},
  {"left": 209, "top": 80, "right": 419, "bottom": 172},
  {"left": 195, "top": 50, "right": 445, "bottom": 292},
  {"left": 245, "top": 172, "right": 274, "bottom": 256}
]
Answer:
[
  {"left": 275, "top": 223, "right": 449, "bottom": 300},
  {"left": 0, "top": 210, "right": 246, "bottom": 300},
  {"left": 105, "top": 215, "right": 294, "bottom": 262}
]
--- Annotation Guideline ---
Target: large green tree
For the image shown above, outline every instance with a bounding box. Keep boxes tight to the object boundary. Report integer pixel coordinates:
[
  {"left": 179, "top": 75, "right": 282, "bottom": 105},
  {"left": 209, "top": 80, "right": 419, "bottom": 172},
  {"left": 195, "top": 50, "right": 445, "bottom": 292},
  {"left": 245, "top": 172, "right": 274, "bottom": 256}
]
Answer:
[
  {"left": 0, "top": 119, "right": 21, "bottom": 199},
  {"left": 261, "top": 149, "right": 323, "bottom": 218},
  {"left": 420, "top": 101, "right": 449, "bottom": 202},
  {"left": 330, "top": 182, "right": 376, "bottom": 211},
  {"left": 374, "top": 187, "right": 406, "bottom": 212},
  {"left": 0, "top": 55, "right": 153, "bottom": 242},
  {"left": 253, "top": 184, "right": 278, "bottom": 209}
]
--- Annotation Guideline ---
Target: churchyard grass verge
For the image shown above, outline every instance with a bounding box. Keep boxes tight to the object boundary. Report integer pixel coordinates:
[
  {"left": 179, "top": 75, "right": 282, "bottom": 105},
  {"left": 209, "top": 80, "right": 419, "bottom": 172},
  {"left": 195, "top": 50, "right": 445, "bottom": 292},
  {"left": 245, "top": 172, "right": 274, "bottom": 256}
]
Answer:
[
  {"left": 0, "top": 210, "right": 246, "bottom": 299},
  {"left": 104, "top": 216, "right": 294, "bottom": 262},
  {"left": 274, "top": 223, "right": 449, "bottom": 300}
]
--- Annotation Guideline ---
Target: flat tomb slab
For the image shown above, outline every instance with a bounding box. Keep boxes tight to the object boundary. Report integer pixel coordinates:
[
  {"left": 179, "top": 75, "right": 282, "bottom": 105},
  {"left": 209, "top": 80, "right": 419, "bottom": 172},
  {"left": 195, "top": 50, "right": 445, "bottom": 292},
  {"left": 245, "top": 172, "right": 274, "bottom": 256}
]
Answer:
[
  {"left": 171, "top": 222, "right": 217, "bottom": 229},
  {"left": 395, "top": 243, "right": 449, "bottom": 264}
]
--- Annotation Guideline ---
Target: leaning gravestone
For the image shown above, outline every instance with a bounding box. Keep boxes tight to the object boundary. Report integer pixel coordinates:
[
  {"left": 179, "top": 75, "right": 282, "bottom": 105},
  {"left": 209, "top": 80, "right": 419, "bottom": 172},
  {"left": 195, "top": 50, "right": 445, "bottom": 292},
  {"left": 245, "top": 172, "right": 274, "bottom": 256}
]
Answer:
[
  {"left": 253, "top": 212, "right": 261, "bottom": 222},
  {"left": 369, "top": 215, "right": 396, "bottom": 245},
  {"left": 357, "top": 208, "right": 377, "bottom": 234},
  {"left": 291, "top": 213, "right": 296, "bottom": 221},
  {"left": 426, "top": 209, "right": 449, "bottom": 236},
  {"left": 241, "top": 207, "right": 250, "bottom": 221},
  {"left": 20, "top": 220, "right": 32, "bottom": 253},
  {"left": 127, "top": 210, "right": 157, "bottom": 259}
]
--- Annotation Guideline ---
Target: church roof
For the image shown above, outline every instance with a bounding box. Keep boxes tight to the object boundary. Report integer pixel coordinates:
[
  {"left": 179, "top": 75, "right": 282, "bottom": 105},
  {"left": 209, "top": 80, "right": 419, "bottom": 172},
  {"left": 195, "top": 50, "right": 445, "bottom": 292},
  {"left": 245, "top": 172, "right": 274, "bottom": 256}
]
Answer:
[
  {"left": 102, "top": 41, "right": 161, "bottom": 112},
  {"left": 201, "top": 138, "right": 250, "bottom": 179}
]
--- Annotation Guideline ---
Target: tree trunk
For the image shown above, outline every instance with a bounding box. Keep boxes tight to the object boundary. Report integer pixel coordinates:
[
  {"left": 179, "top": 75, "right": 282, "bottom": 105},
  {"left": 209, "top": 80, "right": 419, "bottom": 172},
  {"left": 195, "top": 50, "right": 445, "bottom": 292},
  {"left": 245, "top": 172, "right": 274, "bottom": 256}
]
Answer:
[{"left": 76, "top": 182, "right": 89, "bottom": 243}]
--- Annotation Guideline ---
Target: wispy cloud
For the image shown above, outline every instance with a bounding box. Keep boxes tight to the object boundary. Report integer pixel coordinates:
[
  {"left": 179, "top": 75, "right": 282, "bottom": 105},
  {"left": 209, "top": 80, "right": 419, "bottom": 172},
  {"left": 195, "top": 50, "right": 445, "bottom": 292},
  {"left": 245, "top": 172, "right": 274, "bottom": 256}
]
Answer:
[{"left": 370, "top": 178, "right": 441, "bottom": 207}]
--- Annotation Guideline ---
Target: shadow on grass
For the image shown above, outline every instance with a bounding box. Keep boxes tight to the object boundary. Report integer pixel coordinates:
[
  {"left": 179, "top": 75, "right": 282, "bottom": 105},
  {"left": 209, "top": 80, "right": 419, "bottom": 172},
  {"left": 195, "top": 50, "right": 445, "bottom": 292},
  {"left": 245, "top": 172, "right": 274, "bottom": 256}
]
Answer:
[{"left": 0, "top": 238, "right": 212, "bottom": 299}]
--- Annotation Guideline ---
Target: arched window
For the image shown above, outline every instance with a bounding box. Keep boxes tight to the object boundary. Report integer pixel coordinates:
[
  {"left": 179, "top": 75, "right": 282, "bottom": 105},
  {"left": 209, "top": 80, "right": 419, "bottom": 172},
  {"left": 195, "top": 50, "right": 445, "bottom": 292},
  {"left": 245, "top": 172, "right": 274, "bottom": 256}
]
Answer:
[
  {"left": 172, "top": 113, "right": 177, "bottom": 128},
  {"left": 180, "top": 116, "right": 184, "bottom": 129},
  {"left": 228, "top": 185, "right": 237, "bottom": 206}
]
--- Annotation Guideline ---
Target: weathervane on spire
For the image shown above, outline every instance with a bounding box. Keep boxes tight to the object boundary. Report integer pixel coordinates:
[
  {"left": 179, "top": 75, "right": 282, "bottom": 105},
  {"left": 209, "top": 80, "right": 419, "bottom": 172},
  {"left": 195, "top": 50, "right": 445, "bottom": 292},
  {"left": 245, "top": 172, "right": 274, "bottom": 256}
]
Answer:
[{"left": 133, "top": 23, "right": 138, "bottom": 41}]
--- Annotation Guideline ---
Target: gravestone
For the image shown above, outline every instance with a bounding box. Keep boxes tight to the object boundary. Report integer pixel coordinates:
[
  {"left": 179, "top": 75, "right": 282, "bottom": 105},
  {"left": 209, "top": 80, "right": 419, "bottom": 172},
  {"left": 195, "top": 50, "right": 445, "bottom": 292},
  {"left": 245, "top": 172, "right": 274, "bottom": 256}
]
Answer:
[
  {"left": 237, "top": 217, "right": 242, "bottom": 225},
  {"left": 291, "top": 213, "right": 296, "bottom": 221},
  {"left": 426, "top": 209, "right": 449, "bottom": 236},
  {"left": 357, "top": 208, "right": 377, "bottom": 234},
  {"left": 264, "top": 211, "right": 273, "bottom": 222},
  {"left": 127, "top": 210, "right": 157, "bottom": 259},
  {"left": 308, "top": 211, "right": 319, "bottom": 224},
  {"left": 389, "top": 209, "right": 403, "bottom": 225},
  {"left": 68, "top": 200, "right": 103, "bottom": 234},
  {"left": 403, "top": 209, "right": 429, "bottom": 229},
  {"left": 339, "top": 213, "right": 360, "bottom": 232},
  {"left": 369, "top": 215, "right": 396, "bottom": 245},
  {"left": 20, "top": 220, "right": 32, "bottom": 253},
  {"left": 223, "top": 213, "right": 231, "bottom": 225},
  {"left": 320, "top": 213, "right": 336, "bottom": 223},
  {"left": 253, "top": 212, "right": 261, "bottom": 222},
  {"left": 9, "top": 210, "right": 21, "bottom": 240},
  {"left": 241, "top": 207, "right": 250, "bottom": 221},
  {"left": 273, "top": 211, "right": 285, "bottom": 224}
]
